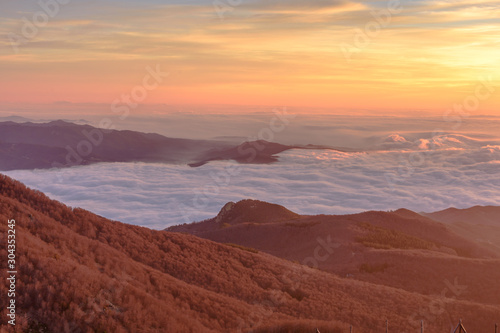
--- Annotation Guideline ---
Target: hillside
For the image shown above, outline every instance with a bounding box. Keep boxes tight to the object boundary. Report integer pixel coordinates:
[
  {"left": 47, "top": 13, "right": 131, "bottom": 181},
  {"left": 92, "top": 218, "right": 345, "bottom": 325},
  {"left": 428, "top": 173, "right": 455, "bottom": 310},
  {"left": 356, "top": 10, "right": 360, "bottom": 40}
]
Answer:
[
  {"left": 168, "top": 200, "right": 500, "bottom": 309},
  {"left": 1, "top": 176, "right": 499, "bottom": 331},
  {"left": 425, "top": 206, "right": 500, "bottom": 226},
  {"left": 424, "top": 206, "right": 500, "bottom": 256}
]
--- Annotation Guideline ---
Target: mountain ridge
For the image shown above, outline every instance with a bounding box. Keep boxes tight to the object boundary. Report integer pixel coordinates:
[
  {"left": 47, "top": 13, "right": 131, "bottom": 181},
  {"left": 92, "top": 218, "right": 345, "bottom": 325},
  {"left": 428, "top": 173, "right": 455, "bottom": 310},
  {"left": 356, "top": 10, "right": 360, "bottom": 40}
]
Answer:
[
  {"left": 2, "top": 176, "right": 500, "bottom": 331},
  {"left": 424, "top": 205, "right": 500, "bottom": 226},
  {"left": 0, "top": 120, "right": 357, "bottom": 171},
  {"left": 168, "top": 199, "right": 500, "bottom": 309}
]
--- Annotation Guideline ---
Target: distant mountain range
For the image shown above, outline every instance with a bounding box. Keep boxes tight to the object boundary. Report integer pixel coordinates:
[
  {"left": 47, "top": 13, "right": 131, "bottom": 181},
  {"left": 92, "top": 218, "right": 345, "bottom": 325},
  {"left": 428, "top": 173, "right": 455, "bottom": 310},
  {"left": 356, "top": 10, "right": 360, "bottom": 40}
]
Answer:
[
  {"left": 2, "top": 175, "right": 500, "bottom": 332},
  {"left": 0, "top": 120, "right": 348, "bottom": 171},
  {"left": 0, "top": 120, "right": 226, "bottom": 170}
]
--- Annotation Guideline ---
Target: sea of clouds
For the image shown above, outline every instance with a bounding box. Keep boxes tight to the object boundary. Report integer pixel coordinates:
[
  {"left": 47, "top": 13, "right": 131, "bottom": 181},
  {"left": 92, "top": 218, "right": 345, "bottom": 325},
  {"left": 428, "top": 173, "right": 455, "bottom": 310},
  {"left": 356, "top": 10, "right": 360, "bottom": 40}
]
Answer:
[{"left": 5, "top": 132, "right": 500, "bottom": 229}]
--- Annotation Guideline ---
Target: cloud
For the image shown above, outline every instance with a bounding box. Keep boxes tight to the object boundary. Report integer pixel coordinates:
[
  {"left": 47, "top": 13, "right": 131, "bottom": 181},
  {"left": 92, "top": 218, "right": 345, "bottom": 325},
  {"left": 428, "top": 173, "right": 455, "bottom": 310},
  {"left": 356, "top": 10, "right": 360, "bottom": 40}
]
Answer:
[
  {"left": 241, "top": 0, "right": 366, "bottom": 14},
  {"left": 3, "top": 115, "right": 500, "bottom": 230},
  {"left": 5, "top": 131, "right": 500, "bottom": 230},
  {"left": 2, "top": 0, "right": 499, "bottom": 109}
]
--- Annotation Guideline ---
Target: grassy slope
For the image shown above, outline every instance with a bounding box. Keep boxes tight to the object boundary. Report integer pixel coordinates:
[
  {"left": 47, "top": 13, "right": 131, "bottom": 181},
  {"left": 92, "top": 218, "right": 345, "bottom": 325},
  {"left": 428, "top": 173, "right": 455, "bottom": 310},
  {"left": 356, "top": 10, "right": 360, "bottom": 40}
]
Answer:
[{"left": 0, "top": 176, "right": 499, "bottom": 332}]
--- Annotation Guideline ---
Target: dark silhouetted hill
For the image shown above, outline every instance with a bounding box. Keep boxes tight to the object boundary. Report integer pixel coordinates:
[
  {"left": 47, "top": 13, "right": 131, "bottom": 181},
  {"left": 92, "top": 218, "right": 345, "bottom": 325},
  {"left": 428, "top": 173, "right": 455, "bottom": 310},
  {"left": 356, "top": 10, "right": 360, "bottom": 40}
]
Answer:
[
  {"left": 0, "top": 121, "right": 228, "bottom": 171},
  {"left": 188, "top": 140, "right": 293, "bottom": 167},
  {"left": 0, "top": 121, "right": 357, "bottom": 171}
]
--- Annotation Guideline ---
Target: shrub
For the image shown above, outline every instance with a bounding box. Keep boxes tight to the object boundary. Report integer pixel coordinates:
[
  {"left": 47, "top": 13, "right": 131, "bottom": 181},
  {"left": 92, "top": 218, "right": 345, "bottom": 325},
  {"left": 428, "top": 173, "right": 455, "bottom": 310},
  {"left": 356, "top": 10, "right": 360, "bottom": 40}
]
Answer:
[
  {"left": 225, "top": 243, "right": 259, "bottom": 253},
  {"left": 356, "top": 223, "right": 435, "bottom": 250},
  {"left": 359, "top": 263, "right": 390, "bottom": 274}
]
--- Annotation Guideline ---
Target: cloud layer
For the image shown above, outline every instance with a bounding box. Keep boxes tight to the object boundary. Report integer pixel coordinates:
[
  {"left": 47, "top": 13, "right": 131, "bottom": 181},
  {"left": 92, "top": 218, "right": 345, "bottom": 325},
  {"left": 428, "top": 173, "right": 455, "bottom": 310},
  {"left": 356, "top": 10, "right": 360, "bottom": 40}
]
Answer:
[{"left": 5, "top": 135, "right": 500, "bottom": 229}]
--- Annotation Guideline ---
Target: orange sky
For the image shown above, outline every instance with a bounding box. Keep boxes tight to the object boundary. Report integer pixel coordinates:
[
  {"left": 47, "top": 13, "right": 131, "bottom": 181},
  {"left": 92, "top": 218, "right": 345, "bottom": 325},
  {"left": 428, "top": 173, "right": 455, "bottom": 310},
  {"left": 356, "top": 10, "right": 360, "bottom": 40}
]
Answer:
[{"left": 0, "top": 0, "right": 499, "bottom": 114}]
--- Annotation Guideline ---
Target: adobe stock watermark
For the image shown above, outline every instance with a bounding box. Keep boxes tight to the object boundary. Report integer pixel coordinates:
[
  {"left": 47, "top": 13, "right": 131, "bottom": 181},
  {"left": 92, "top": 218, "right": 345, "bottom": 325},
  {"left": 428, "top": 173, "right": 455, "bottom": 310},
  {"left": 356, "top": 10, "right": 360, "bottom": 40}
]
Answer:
[
  {"left": 8, "top": 0, "right": 71, "bottom": 54},
  {"left": 174, "top": 107, "right": 296, "bottom": 224},
  {"left": 384, "top": 76, "right": 496, "bottom": 190},
  {"left": 235, "top": 235, "right": 340, "bottom": 332},
  {"left": 408, "top": 277, "right": 467, "bottom": 330},
  {"left": 52, "top": 65, "right": 168, "bottom": 181},
  {"left": 6, "top": 219, "right": 17, "bottom": 326},
  {"left": 340, "top": 0, "right": 403, "bottom": 61},
  {"left": 213, "top": 0, "right": 242, "bottom": 19}
]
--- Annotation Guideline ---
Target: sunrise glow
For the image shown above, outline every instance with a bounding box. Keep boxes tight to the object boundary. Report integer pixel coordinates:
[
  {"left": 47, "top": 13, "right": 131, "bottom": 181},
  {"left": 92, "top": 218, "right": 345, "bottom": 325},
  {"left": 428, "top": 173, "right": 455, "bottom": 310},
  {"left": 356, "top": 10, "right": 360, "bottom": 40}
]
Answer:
[{"left": 1, "top": 0, "right": 499, "bottom": 114}]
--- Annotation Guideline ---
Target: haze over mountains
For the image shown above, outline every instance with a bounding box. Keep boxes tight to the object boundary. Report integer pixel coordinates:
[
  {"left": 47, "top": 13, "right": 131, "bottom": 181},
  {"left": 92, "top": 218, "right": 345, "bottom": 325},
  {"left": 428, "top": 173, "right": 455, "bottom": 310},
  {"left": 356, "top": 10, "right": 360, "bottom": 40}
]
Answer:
[
  {"left": 1, "top": 176, "right": 500, "bottom": 332},
  {"left": 0, "top": 121, "right": 290, "bottom": 171},
  {"left": 4, "top": 112, "right": 499, "bottom": 148},
  {"left": 0, "top": 120, "right": 354, "bottom": 173},
  {"left": 2, "top": 118, "right": 500, "bottom": 228}
]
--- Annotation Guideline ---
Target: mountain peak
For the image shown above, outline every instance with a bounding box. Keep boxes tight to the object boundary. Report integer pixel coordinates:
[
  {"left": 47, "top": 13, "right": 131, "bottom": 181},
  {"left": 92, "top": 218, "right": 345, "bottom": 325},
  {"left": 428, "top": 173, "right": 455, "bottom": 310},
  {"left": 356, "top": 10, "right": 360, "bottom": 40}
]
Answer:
[
  {"left": 214, "top": 199, "right": 299, "bottom": 225},
  {"left": 392, "top": 208, "right": 427, "bottom": 220},
  {"left": 46, "top": 119, "right": 77, "bottom": 126}
]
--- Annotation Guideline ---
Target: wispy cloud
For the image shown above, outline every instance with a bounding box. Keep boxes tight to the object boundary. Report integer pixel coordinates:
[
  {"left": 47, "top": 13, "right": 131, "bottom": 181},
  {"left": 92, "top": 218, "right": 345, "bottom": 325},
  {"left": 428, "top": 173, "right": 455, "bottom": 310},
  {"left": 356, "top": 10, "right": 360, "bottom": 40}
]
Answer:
[{"left": 0, "top": 0, "right": 499, "bottom": 110}]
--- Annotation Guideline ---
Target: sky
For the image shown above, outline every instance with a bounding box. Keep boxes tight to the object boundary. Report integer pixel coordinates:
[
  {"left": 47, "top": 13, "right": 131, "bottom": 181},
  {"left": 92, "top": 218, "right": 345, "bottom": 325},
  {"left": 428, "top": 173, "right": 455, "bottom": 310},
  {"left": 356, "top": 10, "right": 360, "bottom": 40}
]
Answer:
[{"left": 0, "top": 0, "right": 499, "bottom": 114}]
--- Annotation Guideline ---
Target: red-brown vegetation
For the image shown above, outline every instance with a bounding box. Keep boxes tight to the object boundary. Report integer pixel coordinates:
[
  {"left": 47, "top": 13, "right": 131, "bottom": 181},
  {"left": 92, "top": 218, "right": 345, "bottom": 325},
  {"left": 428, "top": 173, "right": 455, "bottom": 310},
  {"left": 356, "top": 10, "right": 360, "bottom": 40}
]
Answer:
[
  {"left": 169, "top": 199, "right": 500, "bottom": 331},
  {"left": 1, "top": 177, "right": 499, "bottom": 332}
]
